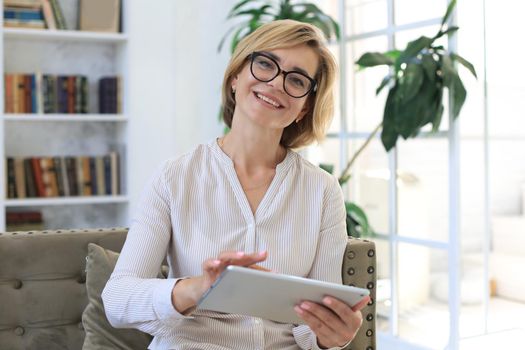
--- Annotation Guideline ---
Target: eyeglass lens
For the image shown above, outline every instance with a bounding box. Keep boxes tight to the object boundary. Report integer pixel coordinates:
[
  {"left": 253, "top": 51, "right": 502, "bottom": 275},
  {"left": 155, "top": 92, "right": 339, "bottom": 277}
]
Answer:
[{"left": 251, "top": 54, "right": 313, "bottom": 98}]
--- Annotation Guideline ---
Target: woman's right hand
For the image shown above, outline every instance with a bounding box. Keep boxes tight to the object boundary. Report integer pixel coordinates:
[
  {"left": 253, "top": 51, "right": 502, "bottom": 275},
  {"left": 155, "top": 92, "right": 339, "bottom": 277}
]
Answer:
[{"left": 171, "top": 251, "right": 268, "bottom": 314}]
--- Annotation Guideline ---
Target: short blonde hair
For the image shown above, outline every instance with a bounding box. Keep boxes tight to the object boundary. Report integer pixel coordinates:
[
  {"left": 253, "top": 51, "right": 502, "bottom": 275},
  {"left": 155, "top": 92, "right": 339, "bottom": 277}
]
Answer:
[{"left": 221, "top": 19, "right": 338, "bottom": 149}]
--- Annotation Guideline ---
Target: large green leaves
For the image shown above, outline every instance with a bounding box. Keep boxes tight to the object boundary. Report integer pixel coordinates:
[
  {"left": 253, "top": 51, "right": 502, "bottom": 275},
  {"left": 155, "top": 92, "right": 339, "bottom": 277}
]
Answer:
[
  {"left": 346, "top": 201, "right": 374, "bottom": 238},
  {"left": 355, "top": 0, "right": 476, "bottom": 151},
  {"left": 219, "top": 0, "right": 340, "bottom": 54}
]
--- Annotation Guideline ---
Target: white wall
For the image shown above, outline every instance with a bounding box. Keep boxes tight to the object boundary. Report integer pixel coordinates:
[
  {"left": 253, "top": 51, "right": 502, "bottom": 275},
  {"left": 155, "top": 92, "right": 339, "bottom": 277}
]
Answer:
[{"left": 127, "top": 0, "right": 234, "bottom": 216}]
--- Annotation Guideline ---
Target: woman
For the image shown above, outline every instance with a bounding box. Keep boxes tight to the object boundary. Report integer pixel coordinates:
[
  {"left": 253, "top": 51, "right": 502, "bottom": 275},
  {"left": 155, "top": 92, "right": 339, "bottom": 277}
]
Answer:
[{"left": 102, "top": 19, "right": 369, "bottom": 350}]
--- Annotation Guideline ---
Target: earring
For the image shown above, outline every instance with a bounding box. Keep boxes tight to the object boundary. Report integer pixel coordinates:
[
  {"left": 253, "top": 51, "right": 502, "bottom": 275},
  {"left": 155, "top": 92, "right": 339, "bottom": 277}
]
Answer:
[
  {"left": 232, "top": 87, "right": 236, "bottom": 94},
  {"left": 295, "top": 118, "right": 300, "bottom": 123}
]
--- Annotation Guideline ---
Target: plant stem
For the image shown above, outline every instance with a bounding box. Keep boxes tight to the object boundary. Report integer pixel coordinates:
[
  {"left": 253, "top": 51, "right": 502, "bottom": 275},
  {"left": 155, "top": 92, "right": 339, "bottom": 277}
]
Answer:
[{"left": 338, "top": 121, "right": 383, "bottom": 183}]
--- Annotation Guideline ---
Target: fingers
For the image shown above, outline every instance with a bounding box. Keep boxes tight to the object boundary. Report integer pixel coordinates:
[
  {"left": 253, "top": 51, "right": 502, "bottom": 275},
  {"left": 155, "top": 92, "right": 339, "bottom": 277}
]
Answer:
[
  {"left": 294, "top": 303, "right": 348, "bottom": 347},
  {"left": 217, "top": 251, "right": 267, "bottom": 267},
  {"left": 202, "top": 251, "right": 268, "bottom": 280},
  {"left": 350, "top": 296, "right": 371, "bottom": 312},
  {"left": 294, "top": 297, "right": 366, "bottom": 348}
]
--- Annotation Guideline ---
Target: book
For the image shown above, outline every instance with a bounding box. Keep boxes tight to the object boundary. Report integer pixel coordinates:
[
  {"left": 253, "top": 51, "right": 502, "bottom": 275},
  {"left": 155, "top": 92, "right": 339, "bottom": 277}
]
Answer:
[
  {"left": 41, "top": 0, "right": 57, "bottom": 30},
  {"left": 24, "top": 75, "right": 31, "bottom": 113},
  {"left": 67, "top": 75, "right": 75, "bottom": 114},
  {"left": 23, "top": 158, "right": 37, "bottom": 197},
  {"left": 99, "top": 76, "right": 118, "bottom": 113},
  {"left": 6, "top": 210, "right": 44, "bottom": 231},
  {"left": 95, "top": 157, "right": 105, "bottom": 196},
  {"left": 4, "top": 19, "right": 46, "bottom": 29},
  {"left": 79, "top": 0, "right": 120, "bottom": 33},
  {"left": 82, "top": 156, "right": 91, "bottom": 196},
  {"left": 52, "top": 157, "right": 65, "bottom": 197},
  {"left": 81, "top": 76, "right": 88, "bottom": 113},
  {"left": 89, "top": 157, "right": 97, "bottom": 195},
  {"left": 14, "top": 158, "right": 26, "bottom": 198},
  {"left": 4, "top": 8, "right": 44, "bottom": 21},
  {"left": 110, "top": 152, "right": 119, "bottom": 195},
  {"left": 6, "top": 158, "right": 17, "bottom": 198},
  {"left": 31, "top": 157, "right": 45, "bottom": 197},
  {"left": 5, "top": 74, "right": 14, "bottom": 113},
  {"left": 75, "top": 156, "right": 84, "bottom": 196},
  {"left": 58, "top": 156, "right": 70, "bottom": 197},
  {"left": 40, "top": 157, "right": 58, "bottom": 197},
  {"left": 103, "top": 154, "right": 111, "bottom": 195},
  {"left": 4, "top": 0, "right": 42, "bottom": 7},
  {"left": 48, "top": 0, "right": 66, "bottom": 30},
  {"left": 65, "top": 156, "right": 78, "bottom": 196}
]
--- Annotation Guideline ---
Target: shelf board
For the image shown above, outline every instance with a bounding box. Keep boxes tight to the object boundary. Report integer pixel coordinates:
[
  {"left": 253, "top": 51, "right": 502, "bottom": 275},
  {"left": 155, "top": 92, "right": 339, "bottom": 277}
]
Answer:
[
  {"left": 5, "top": 195, "right": 129, "bottom": 207},
  {"left": 3, "top": 114, "right": 127, "bottom": 122},
  {"left": 3, "top": 28, "right": 127, "bottom": 43}
]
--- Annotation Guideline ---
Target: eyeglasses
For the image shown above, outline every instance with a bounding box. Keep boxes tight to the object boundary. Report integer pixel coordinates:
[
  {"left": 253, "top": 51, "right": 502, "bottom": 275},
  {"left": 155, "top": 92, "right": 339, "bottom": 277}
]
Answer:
[{"left": 249, "top": 51, "right": 317, "bottom": 98}]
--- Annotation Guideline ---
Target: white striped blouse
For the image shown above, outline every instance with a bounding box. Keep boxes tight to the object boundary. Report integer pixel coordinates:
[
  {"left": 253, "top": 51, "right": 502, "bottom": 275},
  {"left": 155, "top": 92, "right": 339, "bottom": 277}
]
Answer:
[{"left": 102, "top": 139, "right": 349, "bottom": 350}]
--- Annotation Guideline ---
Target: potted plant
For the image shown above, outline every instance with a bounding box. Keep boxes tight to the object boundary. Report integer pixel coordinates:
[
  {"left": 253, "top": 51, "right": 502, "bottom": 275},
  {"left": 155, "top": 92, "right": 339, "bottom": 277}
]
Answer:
[{"left": 335, "top": 0, "right": 476, "bottom": 237}]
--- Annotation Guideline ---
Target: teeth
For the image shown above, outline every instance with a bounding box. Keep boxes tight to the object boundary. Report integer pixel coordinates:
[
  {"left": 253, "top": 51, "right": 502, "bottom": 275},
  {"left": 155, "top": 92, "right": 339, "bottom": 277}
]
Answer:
[{"left": 256, "top": 93, "right": 281, "bottom": 108}]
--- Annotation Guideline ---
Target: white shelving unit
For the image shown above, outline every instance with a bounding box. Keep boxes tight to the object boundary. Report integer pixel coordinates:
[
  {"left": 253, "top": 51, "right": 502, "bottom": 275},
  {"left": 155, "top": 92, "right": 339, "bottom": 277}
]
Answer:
[{"left": 1, "top": 0, "right": 130, "bottom": 231}]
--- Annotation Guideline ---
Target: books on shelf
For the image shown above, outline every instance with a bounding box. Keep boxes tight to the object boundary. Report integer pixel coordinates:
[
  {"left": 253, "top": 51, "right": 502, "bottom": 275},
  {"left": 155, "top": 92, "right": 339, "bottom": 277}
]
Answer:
[
  {"left": 99, "top": 76, "right": 122, "bottom": 114},
  {"left": 5, "top": 153, "right": 120, "bottom": 199},
  {"left": 4, "top": 73, "right": 124, "bottom": 115},
  {"left": 4, "top": 73, "right": 89, "bottom": 114},
  {"left": 6, "top": 210, "right": 44, "bottom": 231},
  {"left": 3, "top": 0, "right": 66, "bottom": 30}
]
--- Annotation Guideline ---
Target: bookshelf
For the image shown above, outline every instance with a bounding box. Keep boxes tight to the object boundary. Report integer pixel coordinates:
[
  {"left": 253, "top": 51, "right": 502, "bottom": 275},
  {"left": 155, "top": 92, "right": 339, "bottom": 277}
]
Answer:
[{"left": 1, "top": 0, "right": 129, "bottom": 231}]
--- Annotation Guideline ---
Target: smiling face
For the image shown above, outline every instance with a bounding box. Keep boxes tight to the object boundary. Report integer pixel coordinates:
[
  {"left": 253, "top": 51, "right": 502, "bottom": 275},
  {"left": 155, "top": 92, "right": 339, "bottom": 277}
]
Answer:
[{"left": 230, "top": 45, "right": 319, "bottom": 131}]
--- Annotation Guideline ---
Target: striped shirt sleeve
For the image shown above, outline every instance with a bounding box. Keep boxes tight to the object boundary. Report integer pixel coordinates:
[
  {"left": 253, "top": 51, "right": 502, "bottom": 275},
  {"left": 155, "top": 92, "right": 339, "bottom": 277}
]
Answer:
[{"left": 102, "top": 161, "right": 190, "bottom": 336}]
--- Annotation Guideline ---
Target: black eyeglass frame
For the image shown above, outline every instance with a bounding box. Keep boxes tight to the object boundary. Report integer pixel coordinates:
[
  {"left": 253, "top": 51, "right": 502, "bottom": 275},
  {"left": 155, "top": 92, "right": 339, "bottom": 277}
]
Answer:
[{"left": 249, "top": 51, "right": 318, "bottom": 98}]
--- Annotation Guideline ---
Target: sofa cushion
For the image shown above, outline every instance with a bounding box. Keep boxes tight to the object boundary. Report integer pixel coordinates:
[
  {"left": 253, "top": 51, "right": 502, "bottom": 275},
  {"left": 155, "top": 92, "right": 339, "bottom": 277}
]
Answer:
[{"left": 82, "top": 243, "right": 154, "bottom": 350}]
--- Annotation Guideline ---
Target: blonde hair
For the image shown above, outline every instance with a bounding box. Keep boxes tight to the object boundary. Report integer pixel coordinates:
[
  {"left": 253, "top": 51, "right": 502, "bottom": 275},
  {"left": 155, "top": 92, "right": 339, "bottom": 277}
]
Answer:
[{"left": 221, "top": 19, "right": 338, "bottom": 149}]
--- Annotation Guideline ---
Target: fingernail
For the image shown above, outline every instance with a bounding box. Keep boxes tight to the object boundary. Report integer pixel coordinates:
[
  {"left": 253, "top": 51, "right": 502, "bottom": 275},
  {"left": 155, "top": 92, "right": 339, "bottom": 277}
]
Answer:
[
  {"left": 294, "top": 306, "right": 304, "bottom": 315},
  {"left": 323, "top": 297, "right": 332, "bottom": 305},
  {"left": 213, "top": 260, "right": 221, "bottom": 266},
  {"left": 301, "top": 302, "right": 310, "bottom": 310},
  {"left": 236, "top": 252, "right": 245, "bottom": 257},
  {"left": 258, "top": 251, "right": 267, "bottom": 257}
]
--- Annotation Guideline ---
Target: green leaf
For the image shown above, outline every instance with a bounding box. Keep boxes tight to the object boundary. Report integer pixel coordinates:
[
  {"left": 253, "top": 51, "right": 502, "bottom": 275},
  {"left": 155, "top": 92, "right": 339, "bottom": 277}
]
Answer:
[
  {"left": 356, "top": 52, "right": 395, "bottom": 67},
  {"left": 319, "top": 163, "right": 334, "bottom": 174},
  {"left": 434, "top": 25, "right": 459, "bottom": 40},
  {"left": 396, "top": 63, "right": 424, "bottom": 102},
  {"left": 376, "top": 74, "right": 392, "bottom": 95},
  {"left": 441, "top": 55, "right": 467, "bottom": 118},
  {"left": 441, "top": 54, "right": 456, "bottom": 86},
  {"left": 228, "top": 6, "right": 272, "bottom": 20},
  {"left": 381, "top": 88, "right": 399, "bottom": 151},
  {"left": 397, "top": 36, "right": 433, "bottom": 65},
  {"left": 345, "top": 202, "right": 373, "bottom": 237},
  {"left": 432, "top": 103, "right": 444, "bottom": 132},
  {"left": 227, "top": 0, "right": 256, "bottom": 17},
  {"left": 385, "top": 49, "right": 401, "bottom": 62},
  {"left": 395, "top": 76, "right": 437, "bottom": 139},
  {"left": 421, "top": 54, "right": 438, "bottom": 82},
  {"left": 450, "top": 74, "right": 466, "bottom": 118},
  {"left": 441, "top": 0, "right": 457, "bottom": 27},
  {"left": 451, "top": 52, "right": 477, "bottom": 78}
]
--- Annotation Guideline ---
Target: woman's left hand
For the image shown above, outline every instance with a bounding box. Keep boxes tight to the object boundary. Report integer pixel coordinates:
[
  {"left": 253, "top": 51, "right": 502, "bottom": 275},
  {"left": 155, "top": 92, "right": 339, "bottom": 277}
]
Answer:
[{"left": 294, "top": 296, "right": 370, "bottom": 349}]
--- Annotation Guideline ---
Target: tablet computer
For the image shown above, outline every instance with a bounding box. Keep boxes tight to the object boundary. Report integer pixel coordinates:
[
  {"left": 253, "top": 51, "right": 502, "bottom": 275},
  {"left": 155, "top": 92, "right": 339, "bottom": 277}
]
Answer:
[{"left": 196, "top": 265, "right": 369, "bottom": 324}]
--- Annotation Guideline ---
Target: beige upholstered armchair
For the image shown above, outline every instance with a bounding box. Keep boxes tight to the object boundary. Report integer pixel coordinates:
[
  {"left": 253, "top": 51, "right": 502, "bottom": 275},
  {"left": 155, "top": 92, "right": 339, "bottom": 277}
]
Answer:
[{"left": 0, "top": 228, "right": 376, "bottom": 350}]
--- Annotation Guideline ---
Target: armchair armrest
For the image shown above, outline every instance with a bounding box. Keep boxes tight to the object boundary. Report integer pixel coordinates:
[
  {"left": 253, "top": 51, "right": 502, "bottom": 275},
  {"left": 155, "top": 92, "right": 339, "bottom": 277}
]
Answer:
[{"left": 342, "top": 237, "right": 376, "bottom": 350}]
